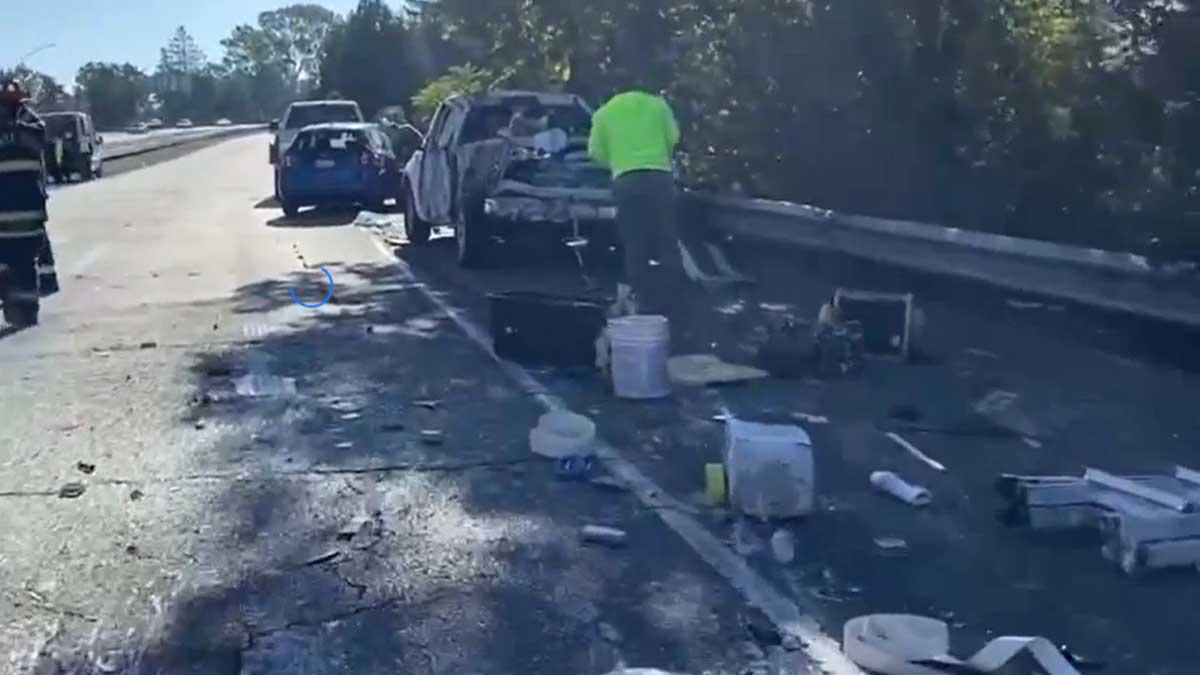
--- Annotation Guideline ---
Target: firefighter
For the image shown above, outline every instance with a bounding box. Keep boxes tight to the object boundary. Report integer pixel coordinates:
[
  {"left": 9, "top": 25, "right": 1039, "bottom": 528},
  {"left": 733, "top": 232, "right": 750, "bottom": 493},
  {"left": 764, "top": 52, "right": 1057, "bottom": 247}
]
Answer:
[{"left": 0, "top": 79, "right": 49, "bottom": 326}]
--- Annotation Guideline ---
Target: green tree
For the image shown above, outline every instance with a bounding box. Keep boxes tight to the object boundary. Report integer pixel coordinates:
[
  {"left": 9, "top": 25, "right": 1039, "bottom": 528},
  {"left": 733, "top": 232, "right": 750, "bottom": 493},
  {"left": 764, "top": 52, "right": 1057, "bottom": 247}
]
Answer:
[
  {"left": 222, "top": 4, "right": 338, "bottom": 91},
  {"left": 74, "top": 62, "right": 147, "bottom": 128},
  {"left": 318, "top": 0, "right": 414, "bottom": 117}
]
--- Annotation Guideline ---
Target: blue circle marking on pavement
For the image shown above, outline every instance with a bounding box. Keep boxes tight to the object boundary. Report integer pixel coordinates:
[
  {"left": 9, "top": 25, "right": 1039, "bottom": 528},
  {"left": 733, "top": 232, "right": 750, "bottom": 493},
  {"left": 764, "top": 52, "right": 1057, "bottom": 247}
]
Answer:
[{"left": 290, "top": 267, "right": 335, "bottom": 309}]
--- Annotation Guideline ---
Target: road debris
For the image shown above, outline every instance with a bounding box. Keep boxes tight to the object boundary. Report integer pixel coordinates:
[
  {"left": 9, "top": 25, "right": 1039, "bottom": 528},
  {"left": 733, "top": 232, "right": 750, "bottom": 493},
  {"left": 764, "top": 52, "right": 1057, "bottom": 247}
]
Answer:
[
  {"left": 580, "top": 525, "right": 627, "bottom": 547},
  {"left": 965, "top": 347, "right": 1000, "bottom": 359},
  {"left": 589, "top": 475, "right": 628, "bottom": 493},
  {"left": 884, "top": 431, "right": 946, "bottom": 471},
  {"left": 705, "top": 463, "right": 727, "bottom": 506},
  {"left": 420, "top": 430, "right": 444, "bottom": 445},
  {"left": 769, "top": 529, "right": 795, "bottom": 564},
  {"left": 530, "top": 410, "right": 595, "bottom": 460},
  {"left": 555, "top": 455, "right": 594, "bottom": 479},
  {"left": 790, "top": 412, "right": 829, "bottom": 425},
  {"left": 193, "top": 419, "right": 206, "bottom": 430},
  {"left": 833, "top": 288, "right": 915, "bottom": 360},
  {"left": 598, "top": 621, "right": 623, "bottom": 644},
  {"left": 873, "top": 536, "right": 909, "bottom": 552},
  {"left": 75, "top": 461, "right": 95, "bottom": 475},
  {"left": 340, "top": 412, "right": 362, "bottom": 421},
  {"left": 843, "top": 613, "right": 1083, "bottom": 675},
  {"left": 302, "top": 550, "right": 341, "bottom": 567},
  {"left": 755, "top": 318, "right": 814, "bottom": 378},
  {"left": 997, "top": 466, "right": 1200, "bottom": 574},
  {"left": 871, "top": 471, "right": 932, "bottom": 506},
  {"left": 129, "top": 489, "right": 144, "bottom": 501},
  {"left": 138, "top": 341, "right": 158, "bottom": 349},
  {"left": 412, "top": 399, "right": 442, "bottom": 410},
  {"left": 378, "top": 422, "right": 406, "bottom": 432},
  {"left": 732, "top": 518, "right": 763, "bottom": 556},
  {"left": 725, "top": 417, "right": 814, "bottom": 519},
  {"left": 233, "top": 374, "right": 297, "bottom": 398},
  {"left": 57, "top": 482, "right": 86, "bottom": 499},
  {"left": 667, "top": 354, "right": 768, "bottom": 387},
  {"left": 335, "top": 441, "right": 354, "bottom": 449},
  {"left": 337, "top": 518, "right": 375, "bottom": 542},
  {"left": 1022, "top": 436, "right": 1043, "bottom": 448}
]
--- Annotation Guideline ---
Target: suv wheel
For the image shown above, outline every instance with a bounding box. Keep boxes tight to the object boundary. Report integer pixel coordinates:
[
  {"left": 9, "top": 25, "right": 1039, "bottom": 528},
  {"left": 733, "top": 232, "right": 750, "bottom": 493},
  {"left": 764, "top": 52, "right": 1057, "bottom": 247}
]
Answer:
[
  {"left": 404, "top": 182, "right": 431, "bottom": 246},
  {"left": 80, "top": 154, "right": 94, "bottom": 181}
]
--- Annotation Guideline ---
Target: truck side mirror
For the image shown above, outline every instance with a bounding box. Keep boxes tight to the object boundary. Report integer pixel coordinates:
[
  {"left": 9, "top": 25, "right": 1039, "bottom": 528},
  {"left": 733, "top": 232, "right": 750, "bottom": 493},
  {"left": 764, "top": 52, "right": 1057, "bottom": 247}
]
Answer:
[{"left": 269, "top": 119, "right": 279, "bottom": 132}]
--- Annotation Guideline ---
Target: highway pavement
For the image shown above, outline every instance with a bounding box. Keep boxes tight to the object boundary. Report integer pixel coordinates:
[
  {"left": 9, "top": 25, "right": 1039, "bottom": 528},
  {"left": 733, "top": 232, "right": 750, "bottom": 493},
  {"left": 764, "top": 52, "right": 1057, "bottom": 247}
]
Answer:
[
  {"left": 0, "top": 134, "right": 791, "bottom": 675},
  {"left": 2, "top": 131, "right": 1199, "bottom": 675}
]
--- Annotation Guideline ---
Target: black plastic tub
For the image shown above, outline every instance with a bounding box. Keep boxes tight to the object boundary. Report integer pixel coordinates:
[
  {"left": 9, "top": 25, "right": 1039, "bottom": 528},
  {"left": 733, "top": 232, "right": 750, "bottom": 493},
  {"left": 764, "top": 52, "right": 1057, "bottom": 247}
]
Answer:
[{"left": 489, "top": 291, "right": 607, "bottom": 368}]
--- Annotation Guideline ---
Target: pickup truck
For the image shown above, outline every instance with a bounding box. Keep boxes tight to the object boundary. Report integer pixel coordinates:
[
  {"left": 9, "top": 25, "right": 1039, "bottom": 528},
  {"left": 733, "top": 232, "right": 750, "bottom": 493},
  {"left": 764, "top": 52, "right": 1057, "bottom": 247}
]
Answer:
[{"left": 402, "top": 90, "right": 615, "bottom": 268}]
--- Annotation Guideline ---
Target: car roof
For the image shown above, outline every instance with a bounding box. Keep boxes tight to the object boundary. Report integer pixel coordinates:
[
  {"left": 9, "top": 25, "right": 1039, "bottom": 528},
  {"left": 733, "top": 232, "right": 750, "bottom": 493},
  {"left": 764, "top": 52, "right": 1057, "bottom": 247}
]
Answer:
[
  {"left": 44, "top": 111, "right": 86, "bottom": 118},
  {"left": 296, "top": 122, "right": 377, "bottom": 132},
  {"left": 290, "top": 100, "right": 359, "bottom": 108},
  {"left": 473, "top": 90, "right": 586, "bottom": 107}
]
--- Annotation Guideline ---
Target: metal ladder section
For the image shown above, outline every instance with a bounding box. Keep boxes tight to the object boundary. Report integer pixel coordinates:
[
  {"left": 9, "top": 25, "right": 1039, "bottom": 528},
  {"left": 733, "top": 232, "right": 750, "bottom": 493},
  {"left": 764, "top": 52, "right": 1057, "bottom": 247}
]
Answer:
[{"left": 997, "top": 466, "right": 1200, "bottom": 575}]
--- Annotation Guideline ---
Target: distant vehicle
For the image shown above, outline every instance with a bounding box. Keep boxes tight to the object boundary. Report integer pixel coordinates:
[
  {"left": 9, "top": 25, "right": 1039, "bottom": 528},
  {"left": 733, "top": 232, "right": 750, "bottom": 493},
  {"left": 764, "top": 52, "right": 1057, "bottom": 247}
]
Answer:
[
  {"left": 147, "top": 118, "right": 163, "bottom": 130},
  {"left": 125, "top": 122, "right": 149, "bottom": 134},
  {"left": 175, "top": 118, "right": 194, "bottom": 128},
  {"left": 269, "top": 100, "right": 365, "bottom": 198},
  {"left": 215, "top": 118, "right": 232, "bottom": 127},
  {"left": 277, "top": 123, "right": 401, "bottom": 218},
  {"left": 402, "top": 90, "right": 614, "bottom": 267},
  {"left": 42, "top": 112, "right": 105, "bottom": 182}
]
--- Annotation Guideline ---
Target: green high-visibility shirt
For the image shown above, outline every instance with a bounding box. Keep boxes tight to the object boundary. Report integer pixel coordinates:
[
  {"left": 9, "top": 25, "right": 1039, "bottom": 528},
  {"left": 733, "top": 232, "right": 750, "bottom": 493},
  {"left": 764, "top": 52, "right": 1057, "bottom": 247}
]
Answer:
[{"left": 588, "top": 91, "right": 679, "bottom": 179}]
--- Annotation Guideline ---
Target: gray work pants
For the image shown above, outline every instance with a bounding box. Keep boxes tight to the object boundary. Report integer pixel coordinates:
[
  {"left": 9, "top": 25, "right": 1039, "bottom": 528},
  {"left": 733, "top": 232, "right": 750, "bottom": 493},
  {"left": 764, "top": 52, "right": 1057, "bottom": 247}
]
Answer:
[{"left": 613, "top": 170, "right": 683, "bottom": 316}]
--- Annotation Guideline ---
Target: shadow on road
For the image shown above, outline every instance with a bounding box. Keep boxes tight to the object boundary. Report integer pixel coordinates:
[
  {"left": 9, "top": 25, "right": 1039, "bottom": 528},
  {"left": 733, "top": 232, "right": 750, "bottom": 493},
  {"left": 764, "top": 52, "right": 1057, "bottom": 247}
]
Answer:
[
  {"left": 265, "top": 207, "right": 360, "bottom": 229},
  {"left": 29, "top": 260, "right": 755, "bottom": 674},
  {"left": 253, "top": 196, "right": 279, "bottom": 209}
]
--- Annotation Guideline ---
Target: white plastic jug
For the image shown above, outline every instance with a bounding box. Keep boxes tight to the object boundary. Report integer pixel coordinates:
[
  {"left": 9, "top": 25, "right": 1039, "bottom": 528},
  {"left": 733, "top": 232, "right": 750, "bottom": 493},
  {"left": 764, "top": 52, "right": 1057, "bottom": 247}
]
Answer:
[
  {"left": 530, "top": 410, "right": 597, "bottom": 459},
  {"left": 724, "top": 418, "right": 814, "bottom": 520},
  {"left": 608, "top": 315, "right": 671, "bottom": 400}
]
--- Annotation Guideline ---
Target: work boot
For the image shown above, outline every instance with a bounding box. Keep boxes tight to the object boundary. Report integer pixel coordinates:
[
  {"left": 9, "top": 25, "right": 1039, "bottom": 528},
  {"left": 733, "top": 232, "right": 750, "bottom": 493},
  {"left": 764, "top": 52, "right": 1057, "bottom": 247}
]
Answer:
[
  {"left": 3, "top": 301, "right": 39, "bottom": 328},
  {"left": 38, "top": 263, "right": 59, "bottom": 296}
]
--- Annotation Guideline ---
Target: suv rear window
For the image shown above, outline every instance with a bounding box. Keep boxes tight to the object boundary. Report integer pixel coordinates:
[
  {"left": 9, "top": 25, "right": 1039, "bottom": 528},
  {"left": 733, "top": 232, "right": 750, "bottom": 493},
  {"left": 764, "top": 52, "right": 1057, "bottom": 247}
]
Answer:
[
  {"left": 292, "top": 128, "right": 372, "bottom": 153},
  {"left": 285, "top": 104, "right": 361, "bottom": 129},
  {"left": 44, "top": 115, "right": 79, "bottom": 138}
]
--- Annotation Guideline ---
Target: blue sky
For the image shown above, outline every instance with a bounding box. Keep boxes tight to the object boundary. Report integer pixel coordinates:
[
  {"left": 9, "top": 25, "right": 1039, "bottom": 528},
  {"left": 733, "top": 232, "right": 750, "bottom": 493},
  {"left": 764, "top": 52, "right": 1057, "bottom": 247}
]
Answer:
[{"left": 6, "top": 0, "right": 365, "bottom": 87}]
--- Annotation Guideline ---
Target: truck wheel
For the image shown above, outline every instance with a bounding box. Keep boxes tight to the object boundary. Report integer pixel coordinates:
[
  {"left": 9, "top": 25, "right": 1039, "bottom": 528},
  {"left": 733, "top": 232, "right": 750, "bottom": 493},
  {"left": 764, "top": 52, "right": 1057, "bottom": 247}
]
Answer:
[
  {"left": 456, "top": 200, "right": 494, "bottom": 268},
  {"left": 404, "top": 183, "right": 431, "bottom": 246}
]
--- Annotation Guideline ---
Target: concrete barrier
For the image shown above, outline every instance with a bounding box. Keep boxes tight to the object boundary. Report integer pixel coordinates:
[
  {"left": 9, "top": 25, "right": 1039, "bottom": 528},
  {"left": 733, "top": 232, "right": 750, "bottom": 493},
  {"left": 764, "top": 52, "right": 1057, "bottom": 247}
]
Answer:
[
  {"left": 102, "top": 125, "right": 265, "bottom": 162},
  {"left": 685, "top": 191, "right": 1200, "bottom": 327}
]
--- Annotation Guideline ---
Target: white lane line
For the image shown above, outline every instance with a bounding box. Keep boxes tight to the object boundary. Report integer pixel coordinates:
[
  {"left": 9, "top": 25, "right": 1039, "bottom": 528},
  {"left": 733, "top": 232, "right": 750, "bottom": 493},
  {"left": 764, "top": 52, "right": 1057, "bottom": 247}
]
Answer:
[
  {"left": 370, "top": 236, "right": 862, "bottom": 675},
  {"left": 66, "top": 244, "right": 109, "bottom": 276}
]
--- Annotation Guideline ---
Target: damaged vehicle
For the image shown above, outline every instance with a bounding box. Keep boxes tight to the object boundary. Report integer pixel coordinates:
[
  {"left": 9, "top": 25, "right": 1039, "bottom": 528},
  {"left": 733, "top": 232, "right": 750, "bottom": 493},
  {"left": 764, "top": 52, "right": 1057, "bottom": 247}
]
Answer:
[{"left": 402, "top": 91, "right": 615, "bottom": 267}]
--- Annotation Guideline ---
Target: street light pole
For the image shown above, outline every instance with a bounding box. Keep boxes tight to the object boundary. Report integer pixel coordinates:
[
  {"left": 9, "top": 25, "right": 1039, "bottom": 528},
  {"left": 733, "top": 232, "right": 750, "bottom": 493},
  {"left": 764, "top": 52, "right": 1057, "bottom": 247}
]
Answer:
[{"left": 16, "top": 43, "right": 57, "bottom": 66}]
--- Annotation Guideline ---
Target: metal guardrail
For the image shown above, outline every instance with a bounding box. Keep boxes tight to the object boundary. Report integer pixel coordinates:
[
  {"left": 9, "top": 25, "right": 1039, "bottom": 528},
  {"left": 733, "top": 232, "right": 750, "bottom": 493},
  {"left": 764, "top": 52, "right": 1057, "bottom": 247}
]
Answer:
[{"left": 684, "top": 191, "right": 1200, "bottom": 327}]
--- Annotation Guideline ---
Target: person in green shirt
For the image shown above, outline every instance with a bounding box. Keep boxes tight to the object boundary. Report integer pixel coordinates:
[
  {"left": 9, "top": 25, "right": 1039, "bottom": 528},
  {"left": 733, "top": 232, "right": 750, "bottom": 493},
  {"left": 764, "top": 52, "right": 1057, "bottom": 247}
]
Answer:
[{"left": 588, "top": 82, "right": 683, "bottom": 317}]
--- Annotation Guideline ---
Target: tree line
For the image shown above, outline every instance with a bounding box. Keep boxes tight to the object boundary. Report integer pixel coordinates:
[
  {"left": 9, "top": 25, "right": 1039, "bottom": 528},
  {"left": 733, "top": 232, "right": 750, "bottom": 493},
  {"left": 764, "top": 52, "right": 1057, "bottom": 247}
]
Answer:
[{"left": 4, "top": 0, "right": 1198, "bottom": 258}]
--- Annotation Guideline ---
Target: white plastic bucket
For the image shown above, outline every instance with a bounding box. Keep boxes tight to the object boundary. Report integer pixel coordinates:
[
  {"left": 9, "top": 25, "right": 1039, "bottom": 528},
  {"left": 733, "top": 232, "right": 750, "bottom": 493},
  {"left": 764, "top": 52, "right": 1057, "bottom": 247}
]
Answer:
[
  {"left": 724, "top": 418, "right": 814, "bottom": 519},
  {"left": 608, "top": 315, "right": 671, "bottom": 399},
  {"left": 530, "top": 410, "right": 597, "bottom": 459}
]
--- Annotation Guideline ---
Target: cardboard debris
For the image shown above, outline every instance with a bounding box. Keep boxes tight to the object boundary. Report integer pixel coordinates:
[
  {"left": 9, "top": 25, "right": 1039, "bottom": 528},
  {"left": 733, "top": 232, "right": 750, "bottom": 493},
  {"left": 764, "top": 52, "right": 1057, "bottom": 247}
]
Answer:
[
  {"left": 668, "top": 354, "right": 768, "bottom": 387},
  {"left": 844, "top": 614, "right": 1082, "bottom": 675}
]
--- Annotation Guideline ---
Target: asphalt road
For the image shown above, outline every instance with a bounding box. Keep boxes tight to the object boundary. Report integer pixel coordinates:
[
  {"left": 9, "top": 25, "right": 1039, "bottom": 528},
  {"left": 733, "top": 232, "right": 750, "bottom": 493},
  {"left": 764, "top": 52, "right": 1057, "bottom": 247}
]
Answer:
[
  {"left": 0, "top": 134, "right": 795, "bottom": 675},
  {"left": 3, "top": 131, "right": 1199, "bottom": 675}
]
